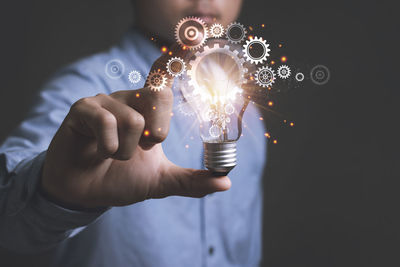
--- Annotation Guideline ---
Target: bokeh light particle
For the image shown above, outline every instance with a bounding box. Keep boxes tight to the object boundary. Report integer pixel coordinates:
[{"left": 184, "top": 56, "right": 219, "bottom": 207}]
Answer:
[
  {"left": 161, "top": 46, "right": 168, "bottom": 53},
  {"left": 281, "top": 56, "right": 287, "bottom": 62},
  {"left": 144, "top": 130, "right": 150, "bottom": 136}
]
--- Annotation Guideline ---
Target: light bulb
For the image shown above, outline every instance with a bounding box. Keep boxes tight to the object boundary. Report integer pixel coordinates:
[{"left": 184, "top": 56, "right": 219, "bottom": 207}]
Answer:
[{"left": 181, "top": 40, "right": 249, "bottom": 175}]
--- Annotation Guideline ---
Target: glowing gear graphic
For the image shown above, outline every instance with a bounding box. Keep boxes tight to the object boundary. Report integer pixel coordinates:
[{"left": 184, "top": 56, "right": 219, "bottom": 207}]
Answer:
[
  {"left": 242, "top": 36, "right": 270, "bottom": 65},
  {"left": 187, "top": 43, "right": 247, "bottom": 103},
  {"left": 175, "top": 17, "right": 208, "bottom": 50},
  {"left": 226, "top": 22, "right": 247, "bottom": 44},
  {"left": 105, "top": 59, "right": 125, "bottom": 79},
  {"left": 277, "top": 65, "right": 291, "bottom": 79},
  {"left": 146, "top": 70, "right": 167, "bottom": 91},
  {"left": 177, "top": 97, "right": 195, "bottom": 116},
  {"left": 310, "top": 65, "right": 330, "bottom": 85},
  {"left": 295, "top": 72, "right": 305, "bottom": 82},
  {"left": 255, "top": 66, "right": 276, "bottom": 88},
  {"left": 128, "top": 70, "right": 141, "bottom": 84},
  {"left": 209, "top": 23, "right": 225, "bottom": 38},
  {"left": 166, "top": 57, "right": 186, "bottom": 77}
]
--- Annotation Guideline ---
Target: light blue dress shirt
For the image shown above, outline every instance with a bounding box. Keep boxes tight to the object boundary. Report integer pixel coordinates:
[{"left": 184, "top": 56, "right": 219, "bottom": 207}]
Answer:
[{"left": 0, "top": 28, "right": 266, "bottom": 267}]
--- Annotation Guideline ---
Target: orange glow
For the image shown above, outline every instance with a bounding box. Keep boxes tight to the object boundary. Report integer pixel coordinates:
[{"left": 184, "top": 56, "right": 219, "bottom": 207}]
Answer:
[
  {"left": 264, "top": 133, "right": 271, "bottom": 138},
  {"left": 247, "top": 96, "right": 251, "bottom": 99},
  {"left": 182, "top": 45, "right": 187, "bottom": 50},
  {"left": 271, "top": 61, "right": 275, "bottom": 65},
  {"left": 268, "top": 101, "right": 274, "bottom": 107},
  {"left": 168, "top": 51, "right": 173, "bottom": 56},
  {"left": 161, "top": 46, "right": 168, "bottom": 53},
  {"left": 278, "top": 44, "right": 283, "bottom": 48},
  {"left": 144, "top": 130, "right": 150, "bottom": 136},
  {"left": 152, "top": 106, "right": 156, "bottom": 110},
  {"left": 261, "top": 24, "right": 265, "bottom": 28},
  {"left": 248, "top": 35, "right": 254, "bottom": 40},
  {"left": 259, "top": 117, "right": 264, "bottom": 121},
  {"left": 273, "top": 140, "right": 278, "bottom": 144},
  {"left": 157, "top": 127, "right": 161, "bottom": 131},
  {"left": 290, "top": 122, "right": 295, "bottom": 127},
  {"left": 284, "top": 120, "right": 287, "bottom": 123},
  {"left": 250, "top": 76, "right": 254, "bottom": 81},
  {"left": 136, "top": 93, "right": 140, "bottom": 98},
  {"left": 281, "top": 56, "right": 287, "bottom": 62},
  {"left": 249, "top": 26, "right": 253, "bottom": 31}
]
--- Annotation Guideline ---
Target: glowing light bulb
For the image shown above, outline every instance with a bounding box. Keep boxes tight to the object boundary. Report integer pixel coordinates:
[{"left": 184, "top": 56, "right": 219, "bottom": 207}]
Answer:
[{"left": 181, "top": 40, "right": 249, "bottom": 175}]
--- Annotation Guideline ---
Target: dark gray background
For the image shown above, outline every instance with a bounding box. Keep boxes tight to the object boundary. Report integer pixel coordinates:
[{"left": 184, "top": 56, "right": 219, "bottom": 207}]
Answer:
[{"left": 0, "top": 0, "right": 398, "bottom": 266}]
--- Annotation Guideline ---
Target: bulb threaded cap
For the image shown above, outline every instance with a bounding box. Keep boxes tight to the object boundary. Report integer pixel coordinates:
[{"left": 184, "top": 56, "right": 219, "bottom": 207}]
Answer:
[{"left": 203, "top": 141, "right": 237, "bottom": 175}]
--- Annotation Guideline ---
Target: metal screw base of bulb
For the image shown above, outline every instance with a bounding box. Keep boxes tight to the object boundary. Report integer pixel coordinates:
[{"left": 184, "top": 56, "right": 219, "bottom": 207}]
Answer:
[{"left": 203, "top": 141, "right": 237, "bottom": 176}]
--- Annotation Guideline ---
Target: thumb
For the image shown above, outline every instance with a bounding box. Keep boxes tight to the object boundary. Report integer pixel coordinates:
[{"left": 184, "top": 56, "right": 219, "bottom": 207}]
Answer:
[{"left": 152, "top": 164, "right": 232, "bottom": 199}]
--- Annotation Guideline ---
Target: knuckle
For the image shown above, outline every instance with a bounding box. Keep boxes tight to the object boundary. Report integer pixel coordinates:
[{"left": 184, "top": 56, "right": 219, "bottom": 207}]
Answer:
[
  {"left": 71, "top": 97, "right": 93, "bottom": 110},
  {"left": 122, "top": 113, "right": 145, "bottom": 132},
  {"left": 96, "top": 111, "right": 117, "bottom": 129}
]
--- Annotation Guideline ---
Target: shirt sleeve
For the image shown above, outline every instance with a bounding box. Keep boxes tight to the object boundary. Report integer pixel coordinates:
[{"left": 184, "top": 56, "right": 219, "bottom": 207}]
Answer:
[{"left": 0, "top": 60, "right": 111, "bottom": 253}]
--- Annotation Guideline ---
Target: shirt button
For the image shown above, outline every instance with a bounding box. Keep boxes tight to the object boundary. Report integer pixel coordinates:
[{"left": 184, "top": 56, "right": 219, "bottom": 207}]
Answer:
[{"left": 208, "top": 246, "right": 214, "bottom": 256}]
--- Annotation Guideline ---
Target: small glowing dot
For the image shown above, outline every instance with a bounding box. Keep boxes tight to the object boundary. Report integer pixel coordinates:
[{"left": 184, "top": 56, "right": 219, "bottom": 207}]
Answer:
[
  {"left": 150, "top": 37, "right": 154, "bottom": 41},
  {"left": 144, "top": 130, "right": 150, "bottom": 136},
  {"left": 264, "top": 133, "right": 271, "bottom": 138},
  {"left": 267, "top": 87, "right": 272, "bottom": 91},
  {"left": 278, "top": 44, "right": 283, "bottom": 48},
  {"left": 157, "top": 127, "right": 161, "bottom": 131},
  {"left": 290, "top": 122, "right": 295, "bottom": 127},
  {"left": 182, "top": 45, "right": 187, "bottom": 50},
  {"left": 168, "top": 51, "right": 173, "bottom": 56},
  {"left": 157, "top": 68, "right": 161, "bottom": 72},
  {"left": 268, "top": 101, "right": 274, "bottom": 107},
  {"left": 271, "top": 61, "right": 275, "bottom": 65},
  {"left": 152, "top": 106, "right": 156, "bottom": 110},
  {"left": 261, "top": 24, "right": 265, "bottom": 28},
  {"left": 249, "top": 26, "right": 254, "bottom": 31},
  {"left": 241, "top": 133, "right": 244, "bottom": 137},
  {"left": 273, "top": 139, "right": 278, "bottom": 144},
  {"left": 281, "top": 56, "right": 287, "bottom": 62},
  {"left": 185, "top": 144, "right": 189, "bottom": 149},
  {"left": 136, "top": 93, "right": 140, "bottom": 98},
  {"left": 170, "top": 112, "right": 174, "bottom": 117},
  {"left": 161, "top": 46, "right": 168, "bottom": 53},
  {"left": 259, "top": 117, "right": 264, "bottom": 121},
  {"left": 247, "top": 96, "right": 251, "bottom": 99},
  {"left": 284, "top": 120, "right": 287, "bottom": 123},
  {"left": 248, "top": 35, "right": 254, "bottom": 40}
]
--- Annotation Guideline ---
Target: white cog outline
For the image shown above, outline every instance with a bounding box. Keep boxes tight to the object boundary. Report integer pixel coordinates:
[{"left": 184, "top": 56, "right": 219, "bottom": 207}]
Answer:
[
  {"left": 310, "top": 65, "right": 330, "bottom": 85},
  {"left": 226, "top": 22, "right": 247, "bottom": 44},
  {"left": 105, "top": 59, "right": 125, "bottom": 79},
  {"left": 146, "top": 70, "right": 167, "bottom": 91},
  {"left": 295, "top": 72, "right": 305, "bottom": 82},
  {"left": 255, "top": 66, "right": 276, "bottom": 88},
  {"left": 175, "top": 17, "right": 208, "bottom": 50},
  {"left": 243, "top": 36, "right": 271, "bottom": 65},
  {"left": 187, "top": 43, "right": 247, "bottom": 102},
  {"left": 177, "top": 98, "right": 195, "bottom": 116},
  {"left": 209, "top": 23, "right": 225, "bottom": 38},
  {"left": 277, "top": 65, "right": 291, "bottom": 79},
  {"left": 128, "top": 70, "right": 142, "bottom": 84},
  {"left": 166, "top": 57, "right": 186, "bottom": 77}
]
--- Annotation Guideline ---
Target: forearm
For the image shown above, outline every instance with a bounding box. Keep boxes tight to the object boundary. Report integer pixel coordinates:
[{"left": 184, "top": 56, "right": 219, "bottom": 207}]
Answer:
[{"left": 0, "top": 152, "right": 106, "bottom": 253}]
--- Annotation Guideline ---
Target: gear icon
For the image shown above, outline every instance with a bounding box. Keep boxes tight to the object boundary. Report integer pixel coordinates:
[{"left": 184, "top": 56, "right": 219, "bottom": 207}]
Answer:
[
  {"left": 310, "top": 65, "right": 330, "bottom": 85},
  {"left": 128, "top": 70, "right": 142, "bottom": 84},
  {"left": 226, "top": 22, "right": 247, "bottom": 44},
  {"left": 242, "top": 36, "right": 270, "bottom": 65},
  {"left": 209, "top": 23, "right": 225, "bottom": 38},
  {"left": 105, "top": 59, "right": 125, "bottom": 79},
  {"left": 175, "top": 17, "right": 208, "bottom": 50},
  {"left": 255, "top": 66, "right": 276, "bottom": 88},
  {"left": 146, "top": 70, "right": 167, "bottom": 91},
  {"left": 187, "top": 43, "right": 247, "bottom": 102},
  {"left": 166, "top": 57, "right": 186, "bottom": 77},
  {"left": 177, "top": 97, "right": 195, "bottom": 116},
  {"left": 277, "top": 65, "right": 291, "bottom": 79},
  {"left": 295, "top": 72, "right": 305, "bottom": 82}
]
